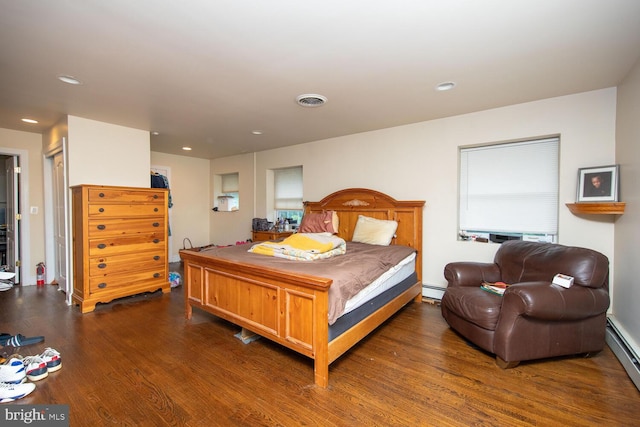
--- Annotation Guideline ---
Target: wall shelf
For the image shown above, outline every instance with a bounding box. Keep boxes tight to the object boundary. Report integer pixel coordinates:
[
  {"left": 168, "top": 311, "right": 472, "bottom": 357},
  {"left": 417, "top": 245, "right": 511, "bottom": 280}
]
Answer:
[{"left": 566, "top": 202, "right": 626, "bottom": 215}]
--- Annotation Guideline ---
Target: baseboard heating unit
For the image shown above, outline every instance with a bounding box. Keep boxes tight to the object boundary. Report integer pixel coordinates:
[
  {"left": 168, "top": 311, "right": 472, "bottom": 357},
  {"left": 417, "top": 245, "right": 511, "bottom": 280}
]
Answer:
[
  {"left": 606, "top": 318, "right": 640, "bottom": 391},
  {"left": 422, "top": 283, "right": 445, "bottom": 300}
]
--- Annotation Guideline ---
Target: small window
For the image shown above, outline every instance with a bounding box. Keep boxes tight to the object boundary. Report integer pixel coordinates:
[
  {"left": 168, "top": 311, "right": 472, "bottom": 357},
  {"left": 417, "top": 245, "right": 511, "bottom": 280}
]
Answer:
[
  {"left": 459, "top": 137, "right": 559, "bottom": 242},
  {"left": 215, "top": 172, "right": 239, "bottom": 211},
  {"left": 274, "top": 166, "right": 303, "bottom": 226}
]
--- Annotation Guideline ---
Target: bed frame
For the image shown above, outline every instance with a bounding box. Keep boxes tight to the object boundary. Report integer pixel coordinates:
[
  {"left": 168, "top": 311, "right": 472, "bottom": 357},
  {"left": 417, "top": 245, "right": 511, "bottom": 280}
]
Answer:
[{"left": 180, "top": 188, "right": 424, "bottom": 387}]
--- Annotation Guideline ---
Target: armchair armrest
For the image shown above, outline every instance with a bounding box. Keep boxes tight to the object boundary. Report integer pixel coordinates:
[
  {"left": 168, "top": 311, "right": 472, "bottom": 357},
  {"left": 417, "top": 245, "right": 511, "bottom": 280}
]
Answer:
[
  {"left": 444, "top": 262, "right": 501, "bottom": 287},
  {"left": 502, "top": 282, "right": 610, "bottom": 321}
]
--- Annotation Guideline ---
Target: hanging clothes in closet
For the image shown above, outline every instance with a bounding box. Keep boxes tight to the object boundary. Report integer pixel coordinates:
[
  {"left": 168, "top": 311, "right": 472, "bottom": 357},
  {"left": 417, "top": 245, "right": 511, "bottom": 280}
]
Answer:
[{"left": 151, "top": 171, "right": 173, "bottom": 235}]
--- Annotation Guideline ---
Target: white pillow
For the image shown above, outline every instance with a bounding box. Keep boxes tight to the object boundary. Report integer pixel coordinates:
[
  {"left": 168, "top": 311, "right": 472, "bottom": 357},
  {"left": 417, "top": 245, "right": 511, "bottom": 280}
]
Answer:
[{"left": 351, "top": 215, "right": 398, "bottom": 246}]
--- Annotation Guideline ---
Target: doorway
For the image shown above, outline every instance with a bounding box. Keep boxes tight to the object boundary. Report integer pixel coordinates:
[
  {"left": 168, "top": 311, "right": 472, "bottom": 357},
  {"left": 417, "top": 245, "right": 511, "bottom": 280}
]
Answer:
[
  {"left": 0, "top": 149, "right": 30, "bottom": 285},
  {"left": 43, "top": 139, "right": 71, "bottom": 304}
]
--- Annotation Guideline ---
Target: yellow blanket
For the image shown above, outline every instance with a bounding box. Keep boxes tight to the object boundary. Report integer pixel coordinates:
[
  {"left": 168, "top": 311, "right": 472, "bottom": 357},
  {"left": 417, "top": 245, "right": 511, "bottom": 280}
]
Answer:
[{"left": 248, "top": 232, "right": 346, "bottom": 261}]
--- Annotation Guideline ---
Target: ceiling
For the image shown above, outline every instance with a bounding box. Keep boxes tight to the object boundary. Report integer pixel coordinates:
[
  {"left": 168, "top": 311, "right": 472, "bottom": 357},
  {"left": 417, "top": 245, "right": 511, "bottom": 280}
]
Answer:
[{"left": 1, "top": 1, "right": 640, "bottom": 160}]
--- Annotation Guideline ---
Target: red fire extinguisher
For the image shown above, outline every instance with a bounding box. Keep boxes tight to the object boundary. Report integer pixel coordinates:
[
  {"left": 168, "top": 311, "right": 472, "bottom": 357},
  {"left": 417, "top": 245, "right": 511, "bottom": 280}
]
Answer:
[{"left": 36, "top": 262, "right": 45, "bottom": 286}]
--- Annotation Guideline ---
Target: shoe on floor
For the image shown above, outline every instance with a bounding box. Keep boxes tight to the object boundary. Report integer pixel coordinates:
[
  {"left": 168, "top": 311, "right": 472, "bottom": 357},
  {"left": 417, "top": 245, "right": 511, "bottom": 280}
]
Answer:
[
  {"left": 21, "top": 356, "right": 48, "bottom": 382},
  {"left": 0, "top": 381, "right": 36, "bottom": 403},
  {"left": 39, "top": 348, "right": 62, "bottom": 372},
  {"left": 0, "top": 333, "right": 45, "bottom": 347},
  {"left": 0, "top": 358, "right": 26, "bottom": 384}
]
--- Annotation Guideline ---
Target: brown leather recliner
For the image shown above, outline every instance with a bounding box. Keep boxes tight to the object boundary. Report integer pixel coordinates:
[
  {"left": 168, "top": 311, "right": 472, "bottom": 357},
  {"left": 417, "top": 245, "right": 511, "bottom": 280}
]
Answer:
[{"left": 441, "top": 240, "right": 610, "bottom": 368}]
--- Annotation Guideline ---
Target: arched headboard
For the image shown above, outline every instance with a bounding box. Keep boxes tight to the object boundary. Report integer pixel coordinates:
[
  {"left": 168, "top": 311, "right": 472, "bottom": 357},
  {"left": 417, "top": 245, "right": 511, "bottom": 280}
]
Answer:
[{"left": 304, "top": 188, "right": 425, "bottom": 280}]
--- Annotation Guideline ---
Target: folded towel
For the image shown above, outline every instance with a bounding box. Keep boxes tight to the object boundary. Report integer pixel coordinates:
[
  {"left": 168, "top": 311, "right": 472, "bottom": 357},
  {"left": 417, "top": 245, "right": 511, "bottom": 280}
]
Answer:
[{"left": 248, "top": 232, "right": 346, "bottom": 261}]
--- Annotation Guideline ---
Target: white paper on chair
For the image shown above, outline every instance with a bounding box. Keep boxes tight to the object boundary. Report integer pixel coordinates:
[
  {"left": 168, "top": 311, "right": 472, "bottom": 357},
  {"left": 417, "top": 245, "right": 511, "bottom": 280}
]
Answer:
[{"left": 552, "top": 273, "right": 574, "bottom": 288}]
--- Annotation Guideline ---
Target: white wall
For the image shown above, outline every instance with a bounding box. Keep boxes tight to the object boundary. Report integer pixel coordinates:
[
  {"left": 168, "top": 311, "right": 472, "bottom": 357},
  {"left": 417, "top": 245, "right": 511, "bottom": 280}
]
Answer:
[
  {"left": 210, "top": 152, "right": 256, "bottom": 246},
  {"left": 247, "top": 88, "right": 618, "bottom": 290},
  {"left": 150, "top": 151, "right": 211, "bottom": 261},
  {"left": 613, "top": 58, "right": 640, "bottom": 353},
  {"left": 67, "top": 116, "right": 150, "bottom": 187}
]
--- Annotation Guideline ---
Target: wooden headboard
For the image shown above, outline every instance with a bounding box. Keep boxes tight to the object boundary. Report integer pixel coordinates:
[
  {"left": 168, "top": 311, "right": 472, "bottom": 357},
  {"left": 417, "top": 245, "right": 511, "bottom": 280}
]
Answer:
[{"left": 304, "top": 188, "right": 425, "bottom": 280}]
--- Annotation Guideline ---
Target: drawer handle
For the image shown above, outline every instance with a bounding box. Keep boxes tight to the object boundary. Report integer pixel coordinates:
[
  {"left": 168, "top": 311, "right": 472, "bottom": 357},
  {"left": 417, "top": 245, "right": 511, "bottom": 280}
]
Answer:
[
  {"left": 99, "top": 208, "right": 105, "bottom": 213},
  {"left": 153, "top": 239, "right": 160, "bottom": 244},
  {"left": 153, "top": 194, "right": 158, "bottom": 199},
  {"left": 99, "top": 193, "right": 105, "bottom": 198},
  {"left": 98, "top": 283, "right": 107, "bottom": 289},
  {"left": 154, "top": 208, "right": 159, "bottom": 212},
  {"left": 153, "top": 255, "right": 160, "bottom": 261},
  {"left": 152, "top": 222, "right": 159, "bottom": 227},
  {"left": 97, "top": 243, "right": 107, "bottom": 249},
  {"left": 97, "top": 224, "right": 106, "bottom": 230},
  {"left": 153, "top": 273, "right": 160, "bottom": 278},
  {"left": 98, "top": 263, "right": 107, "bottom": 269}
]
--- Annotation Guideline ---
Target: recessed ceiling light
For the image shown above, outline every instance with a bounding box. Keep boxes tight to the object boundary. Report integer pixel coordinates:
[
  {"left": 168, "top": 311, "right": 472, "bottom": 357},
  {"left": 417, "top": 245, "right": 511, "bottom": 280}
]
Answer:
[
  {"left": 151, "top": 131, "right": 160, "bottom": 136},
  {"left": 435, "top": 82, "right": 456, "bottom": 91},
  {"left": 251, "top": 130, "right": 263, "bottom": 135},
  {"left": 182, "top": 146, "right": 192, "bottom": 151},
  {"left": 57, "top": 75, "right": 82, "bottom": 85},
  {"left": 296, "top": 94, "right": 327, "bottom": 107},
  {"left": 21, "top": 118, "right": 38, "bottom": 124}
]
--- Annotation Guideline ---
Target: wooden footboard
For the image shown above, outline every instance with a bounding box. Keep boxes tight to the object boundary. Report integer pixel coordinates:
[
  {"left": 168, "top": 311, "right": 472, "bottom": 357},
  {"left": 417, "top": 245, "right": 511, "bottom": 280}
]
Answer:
[
  {"left": 182, "top": 188, "right": 424, "bottom": 387},
  {"left": 182, "top": 250, "right": 421, "bottom": 387},
  {"left": 182, "top": 250, "right": 331, "bottom": 358}
]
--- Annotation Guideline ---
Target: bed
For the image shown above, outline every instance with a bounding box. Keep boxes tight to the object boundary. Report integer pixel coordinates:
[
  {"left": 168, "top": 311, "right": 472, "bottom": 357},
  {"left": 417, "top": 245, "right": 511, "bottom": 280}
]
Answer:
[{"left": 180, "top": 188, "right": 424, "bottom": 387}]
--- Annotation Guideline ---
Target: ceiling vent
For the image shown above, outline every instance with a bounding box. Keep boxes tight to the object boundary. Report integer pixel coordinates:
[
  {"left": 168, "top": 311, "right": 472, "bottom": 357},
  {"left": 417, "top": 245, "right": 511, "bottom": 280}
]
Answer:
[{"left": 296, "top": 94, "right": 327, "bottom": 107}]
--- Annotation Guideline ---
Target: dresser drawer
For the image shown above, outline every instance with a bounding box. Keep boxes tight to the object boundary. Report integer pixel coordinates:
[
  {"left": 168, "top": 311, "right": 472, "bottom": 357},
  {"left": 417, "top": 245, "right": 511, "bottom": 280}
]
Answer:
[
  {"left": 89, "top": 233, "right": 165, "bottom": 256},
  {"left": 89, "top": 251, "right": 165, "bottom": 277},
  {"left": 89, "top": 269, "right": 167, "bottom": 294},
  {"left": 88, "top": 187, "right": 165, "bottom": 204},
  {"left": 88, "top": 204, "right": 164, "bottom": 218},
  {"left": 88, "top": 218, "right": 164, "bottom": 237}
]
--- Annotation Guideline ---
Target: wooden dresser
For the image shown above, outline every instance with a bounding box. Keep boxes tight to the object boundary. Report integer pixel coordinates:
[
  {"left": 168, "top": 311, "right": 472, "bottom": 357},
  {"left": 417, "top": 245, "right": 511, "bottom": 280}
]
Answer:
[
  {"left": 251, "top": 230, "right": 293, "bottom": 241},
  {"left": 71, "top": 185, "right": 171, "bottom": 313}
]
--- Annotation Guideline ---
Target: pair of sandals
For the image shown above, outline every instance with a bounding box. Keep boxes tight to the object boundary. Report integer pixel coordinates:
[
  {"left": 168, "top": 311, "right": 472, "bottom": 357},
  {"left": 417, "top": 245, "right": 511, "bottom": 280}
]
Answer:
[{"left": 0, "top": 333, "right": 44, "bottom": 348}]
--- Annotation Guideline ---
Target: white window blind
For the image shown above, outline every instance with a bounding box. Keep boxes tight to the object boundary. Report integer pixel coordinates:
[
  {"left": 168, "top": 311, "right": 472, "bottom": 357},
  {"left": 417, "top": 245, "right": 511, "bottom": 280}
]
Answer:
[
  {"left": 221, "top": 173, "right": 239, "bottom": 193},
  {"left": 274, "top": 166, "right": 303, "bottom": 210},
  {"left": 459, "top": 137, "right": 559, "bottom": 235}
]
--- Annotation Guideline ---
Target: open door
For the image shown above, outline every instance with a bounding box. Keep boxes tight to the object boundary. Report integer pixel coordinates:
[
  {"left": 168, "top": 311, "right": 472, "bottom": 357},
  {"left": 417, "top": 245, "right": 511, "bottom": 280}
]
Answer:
[
  {"left": 5, "top": 156, "right": 19, "bottom": 283},
  {"left": 52, "top": 150, "right": 69, "bottom": 296}
]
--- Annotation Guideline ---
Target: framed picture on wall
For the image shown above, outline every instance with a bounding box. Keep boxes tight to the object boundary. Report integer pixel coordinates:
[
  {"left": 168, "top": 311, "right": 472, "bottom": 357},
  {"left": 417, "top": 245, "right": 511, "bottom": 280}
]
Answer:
[{"left": 577, "top": 164, "right": 619, "bottom": 202}]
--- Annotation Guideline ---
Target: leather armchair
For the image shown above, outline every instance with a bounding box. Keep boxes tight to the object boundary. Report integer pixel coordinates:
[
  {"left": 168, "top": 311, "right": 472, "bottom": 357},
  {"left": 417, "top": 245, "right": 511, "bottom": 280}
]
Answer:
[{"left": 441, "top": 240, "right": 610, "bottom": 368}]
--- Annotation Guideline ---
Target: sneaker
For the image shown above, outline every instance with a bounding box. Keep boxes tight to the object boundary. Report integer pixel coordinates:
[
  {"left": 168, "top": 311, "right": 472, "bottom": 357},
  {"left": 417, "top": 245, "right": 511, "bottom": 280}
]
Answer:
[
  {"left": 0, "top": 381, "right": 36, "bottom": 403},
  {"left": 0, "top": 358, "right": 26, "bottom": 384},
  {"left": 39, "top": 348, "right": 62, "bottom": 372},
  {"left": 22, "top": 355, "right": 48, "bottom": 381}
]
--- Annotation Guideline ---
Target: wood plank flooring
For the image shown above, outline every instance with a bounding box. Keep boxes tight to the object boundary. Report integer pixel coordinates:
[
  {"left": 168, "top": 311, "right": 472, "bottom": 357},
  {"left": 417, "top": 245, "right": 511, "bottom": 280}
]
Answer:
[{"left": 1, "top": 275, "right": 638, "bottom": 426}]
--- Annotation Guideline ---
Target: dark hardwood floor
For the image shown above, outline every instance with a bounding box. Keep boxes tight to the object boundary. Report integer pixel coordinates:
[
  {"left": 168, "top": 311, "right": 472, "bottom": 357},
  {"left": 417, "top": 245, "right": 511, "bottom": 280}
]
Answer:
[{"left": 1, "top": 269, "right": 638, "bottom": 426}]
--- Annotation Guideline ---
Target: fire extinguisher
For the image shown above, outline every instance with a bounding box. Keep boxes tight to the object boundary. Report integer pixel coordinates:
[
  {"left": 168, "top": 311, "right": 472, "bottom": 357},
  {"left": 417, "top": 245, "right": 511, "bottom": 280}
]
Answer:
[{"left": 36, "top": 262, "right": 45, "bottom": 286}]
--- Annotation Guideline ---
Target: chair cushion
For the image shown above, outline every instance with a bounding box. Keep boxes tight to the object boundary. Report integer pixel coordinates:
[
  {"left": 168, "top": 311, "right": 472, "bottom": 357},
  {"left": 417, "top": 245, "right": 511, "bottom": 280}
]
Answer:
[
  {"left": 441, "top": 287, "right": 503, "bottom": 331},
  {"left": 495, "top": 241, "right": 609, "bottom": 288}
]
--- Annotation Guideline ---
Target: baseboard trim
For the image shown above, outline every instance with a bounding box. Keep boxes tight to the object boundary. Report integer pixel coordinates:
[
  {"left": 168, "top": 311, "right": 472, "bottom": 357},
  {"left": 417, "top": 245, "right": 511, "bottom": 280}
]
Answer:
[{"left": 606, "top": 318, "right": 640, "bottom": 391}]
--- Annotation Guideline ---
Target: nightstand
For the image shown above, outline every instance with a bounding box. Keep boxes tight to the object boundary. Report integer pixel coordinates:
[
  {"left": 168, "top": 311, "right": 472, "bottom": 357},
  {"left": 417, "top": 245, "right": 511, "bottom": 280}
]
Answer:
[{"left": 252, "top": 230, "right": 293, "bottom": 241}]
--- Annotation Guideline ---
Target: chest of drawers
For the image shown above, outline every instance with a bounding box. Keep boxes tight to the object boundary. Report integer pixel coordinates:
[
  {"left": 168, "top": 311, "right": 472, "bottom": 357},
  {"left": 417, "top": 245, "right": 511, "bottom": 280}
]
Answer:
[{"left": 71, "top": 185, "right": 170, "bottom": 313}]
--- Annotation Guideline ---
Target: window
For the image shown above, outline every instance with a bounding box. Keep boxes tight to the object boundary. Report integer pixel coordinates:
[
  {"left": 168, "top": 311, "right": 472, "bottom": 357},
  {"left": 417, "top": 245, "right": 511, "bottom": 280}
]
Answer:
[
  {"left": 459, "top": 137, "right": 559, "bottom": 242},
  {"left": 274, "top": 166, "right": 303, "bottom": 225},
  {"left": 215, "top": 172, "right": 239, "bottom": 211}
]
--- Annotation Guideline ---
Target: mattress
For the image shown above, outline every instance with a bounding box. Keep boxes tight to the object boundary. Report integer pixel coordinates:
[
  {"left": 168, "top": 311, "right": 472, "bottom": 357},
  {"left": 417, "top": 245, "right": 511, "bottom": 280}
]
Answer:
[
  {"left": 342, "top": 252, "right": 416, "bottom": 315},
  {"left": 328, "top": 272, "right": 419, "bottom": 341}
]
